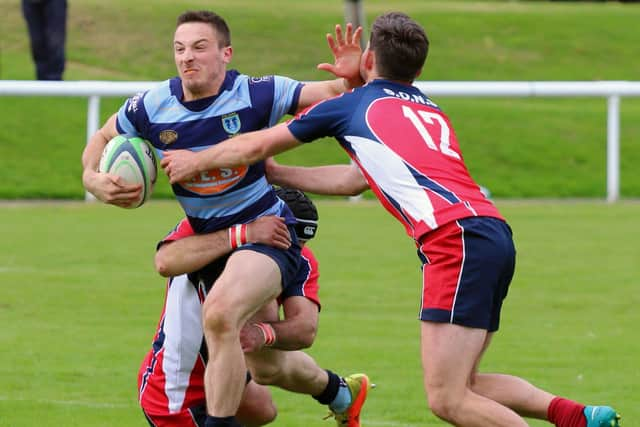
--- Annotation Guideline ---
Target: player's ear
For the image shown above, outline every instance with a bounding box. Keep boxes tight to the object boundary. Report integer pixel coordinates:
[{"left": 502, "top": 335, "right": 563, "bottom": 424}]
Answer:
[
  {"left": 223, "top": 46, "right": 233, "bottom": 63},
  {"left": 364, "top": 49, "right": 375, "bottom": 72}
]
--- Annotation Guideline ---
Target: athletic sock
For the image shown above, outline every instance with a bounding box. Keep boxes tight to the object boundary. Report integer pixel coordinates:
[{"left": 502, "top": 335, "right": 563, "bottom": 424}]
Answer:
[
  {"left": 204, "top": 415, "right": 240, "bottom": 427},
  {"left": 548, "top": 397, "right": 587, "bottom": 427},
  {"left": 313, "top": 370, "right": 344, "bottom": 406},
  {"left": 328, "top": 378, "right": 352, "bottom": 413}
]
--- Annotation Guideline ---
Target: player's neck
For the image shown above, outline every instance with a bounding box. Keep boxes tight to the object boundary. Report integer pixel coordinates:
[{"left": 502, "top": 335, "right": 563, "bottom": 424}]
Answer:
[{"left": 182, "top": 73, "right": 226, "bottom": 101}]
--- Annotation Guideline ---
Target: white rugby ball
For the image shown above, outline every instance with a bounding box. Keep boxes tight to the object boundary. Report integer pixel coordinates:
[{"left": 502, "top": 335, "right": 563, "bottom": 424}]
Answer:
[{"left": 99, "top": 135, "right": 157, "bottom": 208}]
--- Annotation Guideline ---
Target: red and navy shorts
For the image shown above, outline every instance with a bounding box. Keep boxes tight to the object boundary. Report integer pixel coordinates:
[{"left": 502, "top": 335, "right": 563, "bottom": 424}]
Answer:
[{"left": 417, "top": 216, "right": 515, "bottom": 332}]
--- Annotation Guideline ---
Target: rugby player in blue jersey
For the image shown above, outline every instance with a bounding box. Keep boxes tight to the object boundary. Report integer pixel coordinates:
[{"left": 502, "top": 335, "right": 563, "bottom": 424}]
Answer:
[
  {"left": 161, "top": 11, "right": 621, "bottom": 427},
  {"left": 82, "top": 10, "right": 370, "bottom": 427}
]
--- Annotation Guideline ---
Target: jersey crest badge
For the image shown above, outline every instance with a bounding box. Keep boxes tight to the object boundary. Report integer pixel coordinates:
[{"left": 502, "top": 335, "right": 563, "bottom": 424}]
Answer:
[
  {"left": 159, "top": 130, "right": 178, "bottom": 145},
  {"left": 222, "top": 113, "right": 241, "bottom": 135}
]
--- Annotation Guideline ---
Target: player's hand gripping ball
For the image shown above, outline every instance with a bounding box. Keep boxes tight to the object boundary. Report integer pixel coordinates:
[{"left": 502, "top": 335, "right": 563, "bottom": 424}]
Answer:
[{"left": 99, "top": 135, "right": 157, "bottom": 208}]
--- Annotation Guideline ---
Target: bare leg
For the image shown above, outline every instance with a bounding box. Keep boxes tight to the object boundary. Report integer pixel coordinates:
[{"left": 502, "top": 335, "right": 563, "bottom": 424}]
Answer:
[
  {"left": 245, "top": 299, "right": 329, "bottom": 396},
  {"left": 246, "top": 347, "right": 329, "bottom": 395},
  {"left": 202, "top": 251, "right": 282, "bottom": 417},
  {"left": 469, "top": 333, "right": 554, "bottom": 420},
  {"left": 421, "top": 322, "right": 529, "bottom": 427},
  {"left": 236, "top": 380, "right": 277, "bottom": 427}
]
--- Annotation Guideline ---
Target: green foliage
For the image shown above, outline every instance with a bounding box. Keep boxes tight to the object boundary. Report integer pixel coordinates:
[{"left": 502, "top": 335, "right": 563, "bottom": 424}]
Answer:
[
  {"left": 0, "top": 0, "right": 639, "bottom": 199},
  {"left": 0, "top": 200, "right": 638, "bottom": 426}
]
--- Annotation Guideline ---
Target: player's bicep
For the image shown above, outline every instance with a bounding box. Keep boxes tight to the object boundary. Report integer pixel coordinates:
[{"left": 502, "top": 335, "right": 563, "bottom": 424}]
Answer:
[
  {"left": 99, "top": 114, "right": 119, "bottom": 141},
  {"left": 282, "top": 297, "right": 319, "bottom": 328}
]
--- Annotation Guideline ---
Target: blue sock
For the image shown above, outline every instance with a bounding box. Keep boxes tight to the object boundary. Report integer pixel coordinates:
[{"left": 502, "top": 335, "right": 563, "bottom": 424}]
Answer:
[{"left": 328, "top": 377, "right": 352, "bottom": 413}]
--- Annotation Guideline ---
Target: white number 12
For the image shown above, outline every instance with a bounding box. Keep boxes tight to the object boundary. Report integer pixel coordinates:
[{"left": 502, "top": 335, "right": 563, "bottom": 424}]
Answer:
[{"left": 402, "top": 106, "right": 460, "bottom": 160}]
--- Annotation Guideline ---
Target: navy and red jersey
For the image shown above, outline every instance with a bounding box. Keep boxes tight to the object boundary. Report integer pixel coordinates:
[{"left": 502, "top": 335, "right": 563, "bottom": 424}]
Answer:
[
  {"left": 116, "top": 70, "right": 302, "bottom": 233},
  {"left": 138, "top": 221, "right": 321, "bottom": 420},
  {"left": 287, "top": 79, "right": 503, "bottom": 242}
]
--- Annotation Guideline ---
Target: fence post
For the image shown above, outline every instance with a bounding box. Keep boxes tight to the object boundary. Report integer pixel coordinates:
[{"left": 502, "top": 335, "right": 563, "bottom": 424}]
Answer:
[
  {"left": 606, "top": 95, "right": 620, "bottom": 203},
  {"left": 84, "top": 95, "right": 101, "bottom": 201}
]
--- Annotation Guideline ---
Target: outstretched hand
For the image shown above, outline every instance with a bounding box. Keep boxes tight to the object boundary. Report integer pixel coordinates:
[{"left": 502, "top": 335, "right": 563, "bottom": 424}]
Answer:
[{"left": 317, "top": 23, "right": 364, "bottom": 89}]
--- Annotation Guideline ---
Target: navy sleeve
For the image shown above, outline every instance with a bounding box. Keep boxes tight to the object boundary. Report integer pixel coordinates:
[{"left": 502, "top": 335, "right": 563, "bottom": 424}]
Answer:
[{"left": 287, "top": 95, "right": 350, "bottom": 143}]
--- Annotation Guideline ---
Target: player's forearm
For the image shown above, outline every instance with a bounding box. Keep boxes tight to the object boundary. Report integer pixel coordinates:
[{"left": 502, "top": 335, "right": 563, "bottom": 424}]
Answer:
[
  {"left": 268, "top": 164, "right": 368, "bottom": 196},
  {"left": 297, "top": 79, "right": 351, "bottom": 113},
  {"left": 82, "top": 114, "right": 118, "bottom": 189},
  {"left": 323, "top": 78, "right": 352, "bottom": 97},
  {"left": 264, "top": 318, "right": 318, "bottom": 351},
  {"left": 196, "top": 137, "right": 264, "bottom": 171},
  {"left": 155, "top": 231, "right": 230, "bottom": 277},
  {"left": 196, "top": 125, "right": 299, "bottom": 172}
]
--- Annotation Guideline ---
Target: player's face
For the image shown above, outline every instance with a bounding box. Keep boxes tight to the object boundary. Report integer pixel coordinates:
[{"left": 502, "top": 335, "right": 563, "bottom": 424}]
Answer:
[{"left": 174, "top": 22, "right": 232, "bottom": 100}]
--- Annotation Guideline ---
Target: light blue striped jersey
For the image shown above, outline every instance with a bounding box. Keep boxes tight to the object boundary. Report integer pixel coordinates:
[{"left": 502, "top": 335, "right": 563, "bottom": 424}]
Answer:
[{"left": 116, "top": 70, "right": 303, "bottom": 233}]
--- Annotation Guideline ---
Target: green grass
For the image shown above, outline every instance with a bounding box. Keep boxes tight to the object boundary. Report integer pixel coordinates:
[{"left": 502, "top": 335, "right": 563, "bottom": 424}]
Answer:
[
  {"left": 0, "top": 200, "right": 638, "bottom": 426},
  {"left": 0, "top": 0, "right": 639, "bottom": 199}
]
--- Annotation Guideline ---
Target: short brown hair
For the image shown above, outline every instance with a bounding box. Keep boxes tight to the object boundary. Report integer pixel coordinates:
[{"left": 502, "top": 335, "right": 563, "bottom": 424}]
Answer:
[
  {"left": 369, "top": 12, "right": 429, "bottom": 82},
  {"left": 176, "top": 10, "right": 231, "bottom": 47}
]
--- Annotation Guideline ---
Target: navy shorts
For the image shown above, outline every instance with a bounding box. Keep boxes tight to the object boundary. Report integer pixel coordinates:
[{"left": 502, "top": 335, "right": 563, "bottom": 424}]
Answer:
[
  {"left": 236, "top": 224, "right": 302, "bottom": 291},
  {"left": 418, "top": 216, "right": 515, "bottom": 332}
]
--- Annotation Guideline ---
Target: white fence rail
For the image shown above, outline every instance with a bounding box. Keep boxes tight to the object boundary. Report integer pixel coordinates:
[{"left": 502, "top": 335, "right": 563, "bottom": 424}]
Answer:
[{"left": 2, "top": 80, "right": 640, "bottom": 202}]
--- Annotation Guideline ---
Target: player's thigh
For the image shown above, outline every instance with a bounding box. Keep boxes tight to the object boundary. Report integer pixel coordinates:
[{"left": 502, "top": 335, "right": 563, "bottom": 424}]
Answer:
[
  {"left": 207, "top": 250, "right": 282, "bottom": 322},
  {"left": 420, "top": 321, "right": 487, "bottom": 393},
  {"left": 245, "top": 345, "right": 288, "bottom": 380}
]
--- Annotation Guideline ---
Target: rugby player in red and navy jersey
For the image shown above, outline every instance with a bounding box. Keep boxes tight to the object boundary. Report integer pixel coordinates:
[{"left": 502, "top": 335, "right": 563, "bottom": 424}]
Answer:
[
  {"left": 139, "top": 188, "right": 337, "bottom": 427},
  {"left": 161, "top": 11, "right": 621, "bottom": 427}
]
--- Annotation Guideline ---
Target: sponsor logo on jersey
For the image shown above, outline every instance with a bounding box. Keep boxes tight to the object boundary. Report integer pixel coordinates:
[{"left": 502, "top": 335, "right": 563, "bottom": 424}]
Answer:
[
  {"left": 180, "top": 165, "right": 249, "bottom": 195},
  {"left": 127, "top": 92, "right": 143, "bottom": 113},
  {"left": 250, "top": 76, "right": 272, "bottom": 84},
  {"left": 222, "top": 113, "right": 241, "bottom": 135},
  {"left": 382, "top": 87, "right": 438, "bottom": 108},
  {"left": 159, "top": 130, "right": 178, "bottom": 145}
]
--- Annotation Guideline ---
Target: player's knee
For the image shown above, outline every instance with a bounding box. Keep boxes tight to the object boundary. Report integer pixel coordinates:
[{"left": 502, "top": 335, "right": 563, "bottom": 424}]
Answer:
[
  {"left": 202, "top": 299, "right": 236, "bottom": 336},
  {"left": 238, "top": 382, "right": 277, "bottom": 426},
  {"left": 425, "top": 387, "right": 460, "bottom": 422},
  {"left": 240, "top": 401, "right": 277, "bottom": 426}
]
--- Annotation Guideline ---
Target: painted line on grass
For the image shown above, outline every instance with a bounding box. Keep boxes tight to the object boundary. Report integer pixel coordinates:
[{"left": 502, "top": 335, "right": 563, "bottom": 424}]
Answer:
[
  {"left": 0, "top": 395, "right": 131, "bottom": 409},
  {"left": 294, "top": 412, "right": 423, "bottom": 427}
]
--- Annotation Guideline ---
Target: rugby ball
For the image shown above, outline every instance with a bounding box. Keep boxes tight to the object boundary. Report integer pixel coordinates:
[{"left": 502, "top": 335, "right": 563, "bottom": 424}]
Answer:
[{"left": 99, "top": 135, "right": 157, "bottom": 208}]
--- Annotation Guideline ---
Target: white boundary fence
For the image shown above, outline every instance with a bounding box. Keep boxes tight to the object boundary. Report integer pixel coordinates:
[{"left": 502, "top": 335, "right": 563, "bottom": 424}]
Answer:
[{"left": 2, "top": 80, "right": 639, "bottom": 202}]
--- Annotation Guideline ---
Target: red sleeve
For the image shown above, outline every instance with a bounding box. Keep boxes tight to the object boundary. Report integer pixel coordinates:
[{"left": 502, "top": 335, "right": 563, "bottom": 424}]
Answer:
[{"left": 156, "top": 218, "right": 195, "bottom": 250}]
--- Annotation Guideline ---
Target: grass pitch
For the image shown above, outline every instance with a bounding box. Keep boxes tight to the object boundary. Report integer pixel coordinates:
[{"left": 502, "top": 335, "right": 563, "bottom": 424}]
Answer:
[{"left": 0, "top": 200, "right": 637, "bottom": 426}]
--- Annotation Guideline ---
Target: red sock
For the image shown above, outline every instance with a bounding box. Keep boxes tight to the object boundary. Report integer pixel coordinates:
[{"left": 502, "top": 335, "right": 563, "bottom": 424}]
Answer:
[{"left": 548, "top": 397, "right": 587, "bottom": 427}]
